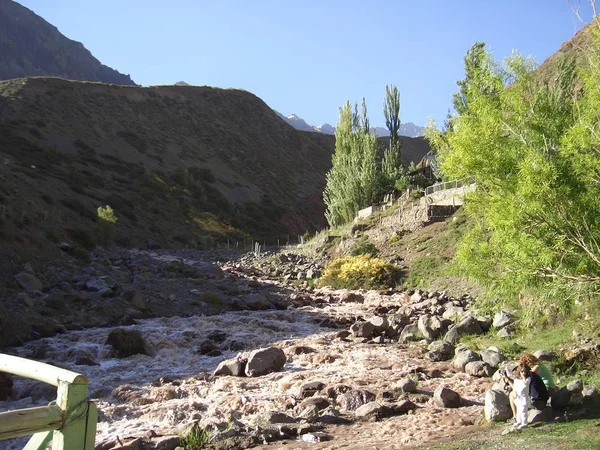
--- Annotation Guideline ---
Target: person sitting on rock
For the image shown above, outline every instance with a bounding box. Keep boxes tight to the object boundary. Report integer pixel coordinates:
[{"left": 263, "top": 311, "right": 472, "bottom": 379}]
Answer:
[
  {"left": 504, "top": 361, "right": 550, "bottom": 420},
  {"left": 519, "top": 353, "right": 557, "bottom": 395}
]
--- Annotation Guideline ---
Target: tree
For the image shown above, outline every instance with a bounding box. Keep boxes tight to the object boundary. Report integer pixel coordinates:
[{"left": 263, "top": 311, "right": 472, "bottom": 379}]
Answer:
[
  {"left": 96, "top": 205, "right": 118, "bottom": 247},
  {"left": 382, "top": 85, "right": 405, "bottom": 189},
  {"left": 427, "top": 26, "right": 600, "bottom": 315},
  {"left": 324, "top": 100, "right": 380, "bottom": 226}
]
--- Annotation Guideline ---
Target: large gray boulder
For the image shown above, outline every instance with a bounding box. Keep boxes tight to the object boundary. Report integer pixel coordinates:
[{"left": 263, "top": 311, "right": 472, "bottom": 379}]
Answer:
[
  {"left": 350, "top": 321, "right": 375, "bottom": 338},
  {"left": 444, "top": 315, "right": 483, "bottom": 343},
  {"left": 480, "top": 348, "right": 506, "bottom": 368},
  {"left": 427, "top": 340, "right": 455, "bottom": 362},
  {"left": 551, "top": 378, "right": 584, "bottom": 409},
  {"left": 465, "top": 361, "right": 494, "bottom": 377},
  {"left": 399, "top": 324, "right": 423, "bottom": 342},
  {"left": 354, "top": 402, "right": 391, "bottom": 421},
  {"left": 245, "top": 347, "right": 286, "bottom": 377},
  {"left": 213, "top": 357, "right": 247, "bottom": 377},
  {"left": 453, "top": 347, "right": 481, "bottom": 371},
  {"left": 484, "top": 389, "right": 512, "bottom": 422},
  {"left": 369, "top": 316, "right": 390, "bottom": 335},
  {"left": 434, "top": 386, "right": 462, "bottom": 408},
  {"left": 418, "top": 315, "right": 444, "bottom": 340}
]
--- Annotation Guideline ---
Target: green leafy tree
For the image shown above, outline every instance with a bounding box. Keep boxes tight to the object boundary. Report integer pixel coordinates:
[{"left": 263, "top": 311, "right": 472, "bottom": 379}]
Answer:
[
  {"left": 324, "top": 100, "right": 380, "bottom": 226},
  {"left": 427, "top": 25, "right": 600, "bottom": 315}
]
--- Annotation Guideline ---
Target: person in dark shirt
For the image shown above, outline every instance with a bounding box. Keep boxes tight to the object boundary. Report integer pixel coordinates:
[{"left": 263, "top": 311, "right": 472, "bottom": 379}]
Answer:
[{"left": 529, "top": 370, "right": 549, "bottom": 409}]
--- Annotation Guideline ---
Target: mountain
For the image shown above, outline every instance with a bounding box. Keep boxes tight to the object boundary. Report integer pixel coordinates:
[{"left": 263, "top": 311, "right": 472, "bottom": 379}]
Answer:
[
  {"left": 277, "top": 111, "right": 425, "bottom": 137},
  {"left": 0, "top": 0, "right": 136, "bottom": 85},
  {"left": 0, "top": 78, "right": 335, "bottom": 250},
  {"left": 174, "top": 81, "right": 191, "bottom": 86}
]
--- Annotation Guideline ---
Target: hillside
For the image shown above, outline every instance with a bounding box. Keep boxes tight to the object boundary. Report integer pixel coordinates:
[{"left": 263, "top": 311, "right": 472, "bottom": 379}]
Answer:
[
  {"left": 0, "top": 0, "right": 135, "bottom": 85},
  {"left": 0, "top": 77, "right": 334, "bottom": 254}
]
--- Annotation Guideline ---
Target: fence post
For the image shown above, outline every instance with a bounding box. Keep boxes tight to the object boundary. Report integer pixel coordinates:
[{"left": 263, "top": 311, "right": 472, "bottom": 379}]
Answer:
[{"left": 52, "top": 377, "right": 96, "bottom": 450}]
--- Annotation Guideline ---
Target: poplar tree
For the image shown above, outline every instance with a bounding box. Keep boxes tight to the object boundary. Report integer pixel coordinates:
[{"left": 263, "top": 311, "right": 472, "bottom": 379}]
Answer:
[{"left": 382, "top": 84, "right": 406, "bottom": 190}]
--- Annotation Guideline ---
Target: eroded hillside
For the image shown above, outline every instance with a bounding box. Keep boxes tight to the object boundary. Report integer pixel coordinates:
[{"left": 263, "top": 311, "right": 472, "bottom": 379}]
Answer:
[{"left": 0, "top": 77, "right": 335, "bottom": 255}]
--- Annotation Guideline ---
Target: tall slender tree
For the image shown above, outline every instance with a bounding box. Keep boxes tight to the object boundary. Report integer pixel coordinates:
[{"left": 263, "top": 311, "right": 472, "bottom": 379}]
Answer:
[{"left": 382, "top": 84, "right": 405, "bottom": 189}]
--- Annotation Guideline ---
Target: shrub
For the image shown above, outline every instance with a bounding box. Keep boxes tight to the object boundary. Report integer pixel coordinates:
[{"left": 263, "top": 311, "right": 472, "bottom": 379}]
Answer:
[
  {"left": 350, "top": 237, "right": 379, "bottom": 257},
  {"left": 180, "top": 424, "right": 211, "bottom": 449},
  {"left": 319, "top": 254, "right": 401, "bottom": 289},
  {"left": 96, "top": 205, "right": 118, "bottom": 247}
]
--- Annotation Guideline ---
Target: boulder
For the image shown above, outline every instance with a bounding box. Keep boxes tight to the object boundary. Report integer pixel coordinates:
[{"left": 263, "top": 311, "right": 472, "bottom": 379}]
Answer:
[
  {"left": 434, "top": 386, "right": 462, "bottom": 408},
  {"left": 533, "top": 349, "right": 556, "bottom": 362},
  {"left": 442, "top": 305, "right": 465, "bottom": 321},
  {"left": 267, "top": 412, "right": 298, "bottom": 424},
  {"left": 480, "top": 349, "right": 506, "bottom": 368},
  {"left": 395, "top": 377, "right": 418, "bottom": 393},
  {"left": 242, "top": 293, "right": 271, "bottom": 311},
  {"left": 354, "top": 402, "right": 391, "bottom": 421},
  {"left": 369, "top": 316, "right": 390, "bottom": 334},
  {"left": 17, "top": 292, "right": 35, "bottom": 307},
  {"left": 339, "top": 292, "right": 364, "bottom": 303},
  {"left": 444, "top": 315, "right": 483, "bottom": 343},
  {"left": 418, "top": 315, "right": 444, "bottom": 340},
  {"left": 497, "top": 326, "right": 515, "bottom": 338},
  {"left": 453, "top": 348, "right": 481, "bottom": 371},
  {"left": 428, "top": 340, "right": 455, "bottom": 357},
  {"left": 338, "top": 389, "right": 376, "bottom": 411},
  {"left": 390, "top": 399, "right": 418, "bottom": 415},
  {"left": 465, "top": 361, "right": 494, "bottom": 377},
  {"left": 493, "top": 310, "right": 516, "bottom": 328},
  {"left": 105, "top": 328, "right": 149, "bottom": 357},
  {"left": 399, "top": 324, "right": 423, "bottom": 343},
  {"left": 14, "top": 272, "right": 43, "bottom": 292},
  {"left": 582, "top": 386, "right": 600, "bottom": 407},
  {"left": 198, "top": 340, "right": 218, "bottom": 355},
  {"left": 387, "top": 314, "right": 410, "bottom": 337},
  {"left": 350, "top": 321, "right": 375, "bottom": 338},
  {"left": 484, "top": 389, "right": 512, "bottom": 422},
  {"left": 213, "top": 357, "right": 247, "bottom": 377},
  {"left": 300, "top": 382, "right": 326, "bottom": 398},
  {"left": 245, "top": 347, "right": 286, "bottom": 377}
]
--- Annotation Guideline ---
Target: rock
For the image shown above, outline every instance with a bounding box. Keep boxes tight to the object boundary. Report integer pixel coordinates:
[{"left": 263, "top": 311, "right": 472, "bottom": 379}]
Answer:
[
  {"left": 567, "top": 379, "right": 583, "bottom": 393},
  {"left": 292, "top": 346, "right": 316, "bottom": 355},
  {"left": 497, "top": 325, "right": 515, "bottom": 338},
  {"left": 582, "top": 386, "right": 600, "bottom": 407},
  {"left": 206, "top": 330, "right": 228, "bottom": 343},
  {"left": 105, "top": 328, "right": 149, "bottom": 357},
  {"left": 14, "top": 272, "right": 43, "bottom": 292},
  {"left": 480, "top": 348, "right": 506, "bottom": 368},
  {"left": 0, "top": 372, "right": 14, "bottom": 400},
  {"left": 17, "top": 292, "right": 35, "bottom": 307},
  {"left": 242, "top": 293, "right": 271, "bottom": 311},
  {"left": 527, "top": 408, "right": 548, "bottom": 424},
  {"left": 434, "top": 386, "right": 462, "bottom": 408},
  {"left": 295, "top": 396, "right": 330, "bottom": 420},
  {"left": 213, "top": 357, "right": 247, "bottom": 377},
  {"left": 390, "top": 399, "right": 418, "bottom": 415},
  {"left": 428, "top": 340, "right": 455, "bottom": 357},
  {"left": 453, "top": 348, "right": 481, "bottom": 371},
  {"left": 301, "top": 432, "right": 333, "bottom": 443},
  {"left": 444, "top": 315, "right": 483, "bottom": 343},
  {"left": 493, "top": 310, "right": 516, "bottom": 328},
  {"left": 350, "top": 321, "right": 375, "bottom": 338},
  {"left": 155, "top": 436, "right": 180, "bottom": 450},
  {"left": 300, "top": 382, "right": 326, "bottom": 398},
  {"left": 369, "top": 316, "right": 390, "bottom": 334},
  {"left": 395, "top": 377, "right": 417, "bottom": 393},
  {"left": 410, "top": 292, "right": 422, "bottom": 302},
  {"left": 399, "top": 324, "right": 423, "bottom": 343},
  {"left": 338, "top": 389, "right": 376, "bottom": 411},
  {"left": 465, "top": 361, "right": 494, "bottom": 377},
  {"left": 355, "top": 402, "right": 391, "bottom": 421},
  {"left": 339, "top": 292, "right": 364, "bottom": 303},
  {"left": 122, "top": 291, "right": 145, "bottom": 310},
  {"left": 442, "top": 305, "right": 465, "bottom": 321},
  {"left": 533, "top": 349, "right": 556, "bottom": 361},
  {"left": 57, "top": 242, "right": 73, "bottom": 252},
  {"left": 86, "top": 278, "right": 108, "bottom": 292},
  {"left": 484, "top": 389, "right": 512, "bottom": 422},
  {"left": 476, "top": 316, "right": 493, "bottom": 332},
  {"left": 245, "top": 347, "right": 286, "bottom": 377},
  {"left": 418, "top": 315, "right": 444, "bottom": 340},
  {"left": 198, "top": 340, "right": 218, "bottom": 355},
  {"left": 267, "top": 412, "right": 298, "bottom": 424}
]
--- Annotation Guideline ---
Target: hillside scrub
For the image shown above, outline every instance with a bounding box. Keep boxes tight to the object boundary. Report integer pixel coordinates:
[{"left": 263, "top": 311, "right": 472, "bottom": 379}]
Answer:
[
  {"left": 427, "top": 19, "right": 600, "bottom": 323},
  {"left": 319, "top": 254, "right": 402, "bottom": 289}
]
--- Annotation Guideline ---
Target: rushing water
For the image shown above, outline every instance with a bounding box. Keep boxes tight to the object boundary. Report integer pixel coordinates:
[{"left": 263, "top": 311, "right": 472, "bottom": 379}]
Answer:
[{"left": 1, "top": 308, "right": 331, "bottom": 450}]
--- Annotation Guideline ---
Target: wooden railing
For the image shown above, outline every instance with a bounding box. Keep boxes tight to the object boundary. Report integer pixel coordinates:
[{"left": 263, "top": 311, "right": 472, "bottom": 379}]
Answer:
[{"left": 0, "top": 354, "right": 97, "bottom": 450}]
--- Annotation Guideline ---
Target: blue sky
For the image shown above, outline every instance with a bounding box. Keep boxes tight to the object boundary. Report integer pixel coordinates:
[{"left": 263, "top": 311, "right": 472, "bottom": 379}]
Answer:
[{"left": 18, "top": 0, "right": 594, "bottom": 128}]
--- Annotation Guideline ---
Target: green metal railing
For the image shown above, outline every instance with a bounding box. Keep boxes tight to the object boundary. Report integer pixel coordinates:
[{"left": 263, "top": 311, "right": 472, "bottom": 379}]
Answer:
[
  {"left": 424, "top": 175, "right": 476, "bottom": 196},
  {"left": 0, "top": 354, "right": 97, "bottom": 450}
]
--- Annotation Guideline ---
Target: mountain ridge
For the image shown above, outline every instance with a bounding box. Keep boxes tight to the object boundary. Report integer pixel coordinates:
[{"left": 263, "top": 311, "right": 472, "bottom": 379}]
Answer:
[{"left": 0, "top": 0, "right": 136, "bottom": 85}]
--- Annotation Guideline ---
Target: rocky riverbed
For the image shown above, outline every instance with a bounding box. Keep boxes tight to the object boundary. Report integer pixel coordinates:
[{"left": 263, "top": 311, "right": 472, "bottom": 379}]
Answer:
[{"left": 1, "top": 248, "right": 598, "bottom": 450}]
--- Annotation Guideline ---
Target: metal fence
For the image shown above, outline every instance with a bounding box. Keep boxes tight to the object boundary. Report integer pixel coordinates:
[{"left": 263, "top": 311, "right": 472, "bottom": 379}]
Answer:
[
  {"left": 0, "top": 354, "right": 97, "bottom": 450},
  {"left": 424, "top": 176, "right": 476, "bottom": 196}
]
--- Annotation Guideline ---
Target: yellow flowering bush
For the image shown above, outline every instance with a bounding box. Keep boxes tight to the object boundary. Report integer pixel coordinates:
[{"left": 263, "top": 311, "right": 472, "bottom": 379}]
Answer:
[{"left": 319, "top": 254, "right": 401, "bottom": 289}]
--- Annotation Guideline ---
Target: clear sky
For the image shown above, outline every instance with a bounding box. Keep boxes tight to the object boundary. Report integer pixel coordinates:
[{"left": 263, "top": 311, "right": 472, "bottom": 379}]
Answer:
[{"left": 17, "top": 0, "right": 595, "bottom": 128}]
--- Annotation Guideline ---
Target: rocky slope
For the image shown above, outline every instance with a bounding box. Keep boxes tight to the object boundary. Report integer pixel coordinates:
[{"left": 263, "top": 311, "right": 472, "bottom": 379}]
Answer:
[
  {"left": 0, "top": 77, "right": 335, "bottom": 264},
  {"left": 0, "top": 0, "right": 135, "bottom": 85}
]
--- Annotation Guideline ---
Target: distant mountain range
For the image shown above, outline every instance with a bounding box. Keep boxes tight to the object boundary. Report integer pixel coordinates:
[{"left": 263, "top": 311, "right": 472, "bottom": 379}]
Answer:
[
  {"left": 276, "top": 112, "right": 425, "bottom": 137},
  {"left": 0, "top": 0, "right": 136, "bottom": 85}
]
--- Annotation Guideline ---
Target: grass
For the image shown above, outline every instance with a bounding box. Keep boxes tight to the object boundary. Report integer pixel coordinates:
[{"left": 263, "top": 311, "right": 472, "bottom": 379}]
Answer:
[
  {"left": 180, "top": 424, "right": 212, "bottom": 450},
  {"left": 422, "top": 418, "right": 600, "bottom": 450}
]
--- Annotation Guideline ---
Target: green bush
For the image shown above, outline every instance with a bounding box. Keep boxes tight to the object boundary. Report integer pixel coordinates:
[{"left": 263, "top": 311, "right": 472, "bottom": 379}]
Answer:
[
  {"left": 180, "top": 424, "right": 211, "bottom": 450},
  {"left": 350, "top": 237, "right": 379, "bottom": 257}
]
